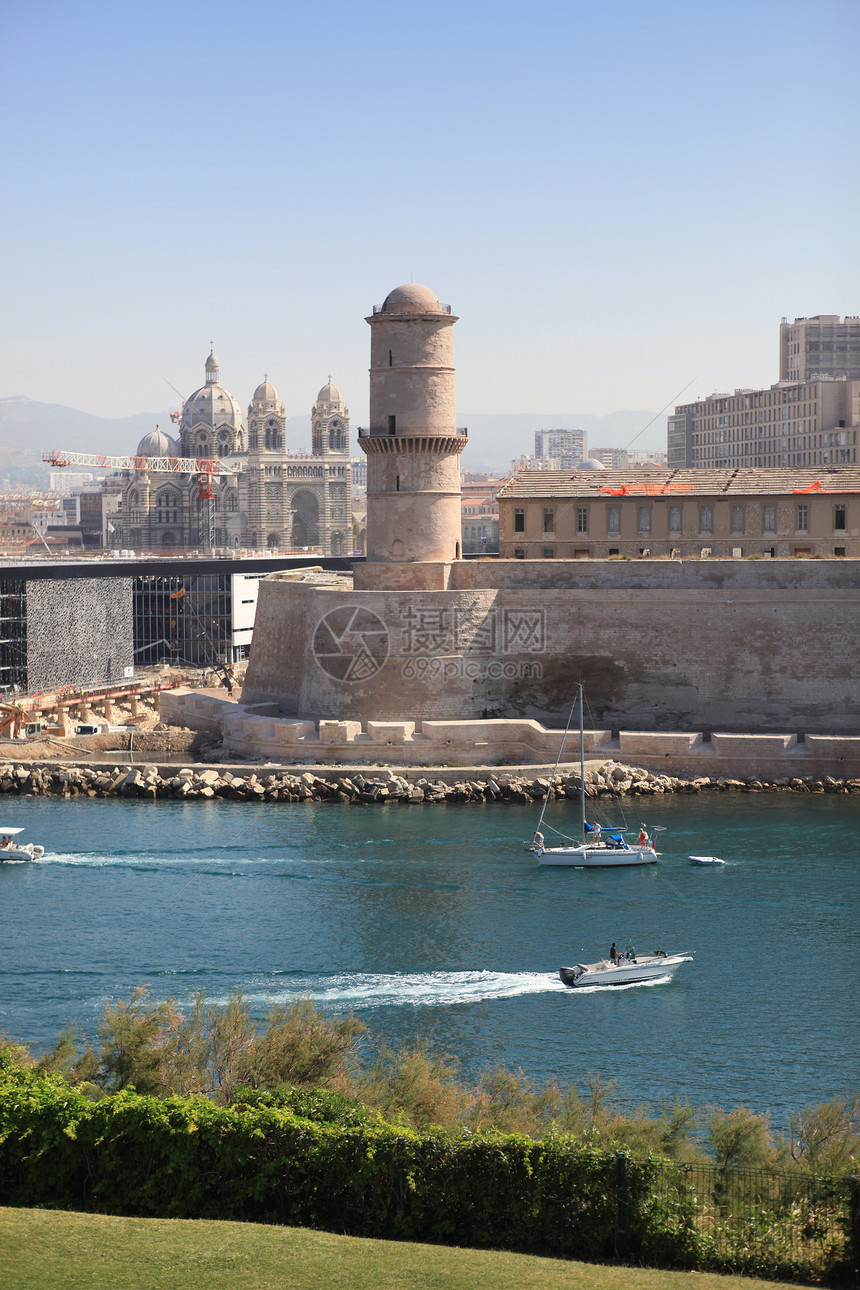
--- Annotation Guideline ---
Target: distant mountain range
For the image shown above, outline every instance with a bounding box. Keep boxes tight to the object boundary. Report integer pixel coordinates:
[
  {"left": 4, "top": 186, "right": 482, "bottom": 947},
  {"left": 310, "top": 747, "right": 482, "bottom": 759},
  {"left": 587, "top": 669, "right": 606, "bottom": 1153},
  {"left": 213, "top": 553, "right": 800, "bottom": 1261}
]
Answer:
[{"left": 0, "top": 396, "right": 667, "bottom": 484}]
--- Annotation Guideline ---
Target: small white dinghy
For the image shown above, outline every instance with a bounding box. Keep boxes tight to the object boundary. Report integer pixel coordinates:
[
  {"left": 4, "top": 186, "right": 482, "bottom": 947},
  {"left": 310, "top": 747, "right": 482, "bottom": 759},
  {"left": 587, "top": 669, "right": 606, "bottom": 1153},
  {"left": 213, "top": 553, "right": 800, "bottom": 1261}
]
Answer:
[
  {"left": 688, "top": 854, "right": 725, "bottom": 866},
  {"left": 0, "top": 827, "right": 45, "bottom": 861}
]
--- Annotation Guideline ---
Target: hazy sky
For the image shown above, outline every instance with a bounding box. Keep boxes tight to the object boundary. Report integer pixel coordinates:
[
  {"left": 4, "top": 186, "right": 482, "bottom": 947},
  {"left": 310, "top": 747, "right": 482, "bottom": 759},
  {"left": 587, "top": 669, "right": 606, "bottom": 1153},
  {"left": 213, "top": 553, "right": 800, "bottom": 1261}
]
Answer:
[{"left": 1, "top": 0, "right": 857, "bottom": 428}]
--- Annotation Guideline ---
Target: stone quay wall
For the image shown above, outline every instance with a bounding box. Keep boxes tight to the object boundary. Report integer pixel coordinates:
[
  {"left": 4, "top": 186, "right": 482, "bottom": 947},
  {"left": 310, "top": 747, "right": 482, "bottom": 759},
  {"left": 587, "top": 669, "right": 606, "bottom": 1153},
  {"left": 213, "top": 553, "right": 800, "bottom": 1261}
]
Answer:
[
  {"left": 2, "top": 759, "right": 858, "bottom": 805},
  {"left": 241, "top": 560, "right": 860, "bottom": 734},
  {"left": 159, "top": 690, "right": 860, "bottom": 779}
]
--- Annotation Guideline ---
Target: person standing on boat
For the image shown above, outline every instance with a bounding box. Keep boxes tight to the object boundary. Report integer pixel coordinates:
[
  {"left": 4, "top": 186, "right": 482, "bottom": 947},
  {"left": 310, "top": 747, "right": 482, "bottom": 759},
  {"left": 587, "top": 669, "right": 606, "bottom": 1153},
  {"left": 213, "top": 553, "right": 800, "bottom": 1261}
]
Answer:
[
  {"left": 610, "top": 942, "right": 619, "bottom": 964},
  {"left": 638, "top": 825, "right": 649, "bottom": 847}
]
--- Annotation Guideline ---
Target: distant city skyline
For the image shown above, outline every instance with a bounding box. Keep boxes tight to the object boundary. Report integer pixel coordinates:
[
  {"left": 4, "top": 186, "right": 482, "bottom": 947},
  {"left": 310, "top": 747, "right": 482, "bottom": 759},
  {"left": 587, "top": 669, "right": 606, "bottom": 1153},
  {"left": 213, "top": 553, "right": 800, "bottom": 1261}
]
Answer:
[{"left": 1, "top": 0, "right": 857, "bottom": 426}]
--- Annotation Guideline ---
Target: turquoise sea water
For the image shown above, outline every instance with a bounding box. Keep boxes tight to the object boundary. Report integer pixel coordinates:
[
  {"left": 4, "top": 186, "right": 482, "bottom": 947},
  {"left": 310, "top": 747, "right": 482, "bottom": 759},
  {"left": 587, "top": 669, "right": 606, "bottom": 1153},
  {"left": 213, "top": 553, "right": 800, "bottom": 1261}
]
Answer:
[{"left": 1, "top": 792, "right": 858, "bottom": 1124}]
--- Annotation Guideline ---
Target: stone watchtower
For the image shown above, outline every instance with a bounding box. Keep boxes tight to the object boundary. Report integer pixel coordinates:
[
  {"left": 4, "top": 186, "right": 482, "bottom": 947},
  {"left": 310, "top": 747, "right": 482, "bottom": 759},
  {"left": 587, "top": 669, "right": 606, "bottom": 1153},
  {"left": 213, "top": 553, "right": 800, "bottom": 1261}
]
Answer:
[{"left": 359, "top": 283, "right": 465, "bottom": 564}]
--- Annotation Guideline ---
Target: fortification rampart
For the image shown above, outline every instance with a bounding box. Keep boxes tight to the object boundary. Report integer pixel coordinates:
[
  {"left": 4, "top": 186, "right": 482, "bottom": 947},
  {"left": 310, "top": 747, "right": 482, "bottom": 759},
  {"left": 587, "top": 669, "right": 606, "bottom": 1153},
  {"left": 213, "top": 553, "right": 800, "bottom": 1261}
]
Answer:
[
  {"left": 160, "top": 690, "right": 860, "bottom": 778},
  {"left": 241, "top": 559, "right": 860, "bottom": 733}
]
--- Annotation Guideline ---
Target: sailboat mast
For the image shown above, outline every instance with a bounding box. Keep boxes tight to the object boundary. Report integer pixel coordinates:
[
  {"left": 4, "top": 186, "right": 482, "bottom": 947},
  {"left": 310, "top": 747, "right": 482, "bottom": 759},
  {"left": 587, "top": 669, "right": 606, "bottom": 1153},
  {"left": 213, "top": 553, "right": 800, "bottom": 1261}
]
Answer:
[
  {"left": 534, "top": 689, "right": 579, "bottom": 841},
  {"left": 579, "top": 683, "right": 586, "bottom": 844}
]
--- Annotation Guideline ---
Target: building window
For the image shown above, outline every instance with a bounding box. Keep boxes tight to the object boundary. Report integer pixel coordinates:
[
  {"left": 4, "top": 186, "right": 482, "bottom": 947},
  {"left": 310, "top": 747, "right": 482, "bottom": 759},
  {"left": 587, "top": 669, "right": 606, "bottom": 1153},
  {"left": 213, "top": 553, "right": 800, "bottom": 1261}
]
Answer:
[
  {"left": 763, "top": 506, "right": 776, "bottom": 532},
  {"left": 668, "top": 506, "right": 681, "bottom": 533},
  {"left": 731, "top": 506, "right": 744, "bottom": 533},
  {"left": 700, "top": 506, "right": 712, "bottom": 534},
  {"left": 797, "top": 504, "right": 809, "bottom": 532},
  {"left": 514, "top": 547, "right": 524, "bottom": 559},
  {"left": 543, "top": 507, "right": 554, "bottom": 532},
  {"left": 576, "top": 506, "right": 587, "bottom": 533},
  {"left": 514, "top": 508, "right": 525, "bottom": 533},
  {"left": 607, "top": 506, "right": 620, "bottom": 534},
  {"left": 388, "top": 415, "right": 396, "bottom": 435},
  {"left": 543, "top": 547, "right": 555, "bottom": 558},
  {"left": 834, "top": 504, "right": 846, "bottom": 531},
  {"left": 638, "top": 506, "right": 650, "bottom": 534}
]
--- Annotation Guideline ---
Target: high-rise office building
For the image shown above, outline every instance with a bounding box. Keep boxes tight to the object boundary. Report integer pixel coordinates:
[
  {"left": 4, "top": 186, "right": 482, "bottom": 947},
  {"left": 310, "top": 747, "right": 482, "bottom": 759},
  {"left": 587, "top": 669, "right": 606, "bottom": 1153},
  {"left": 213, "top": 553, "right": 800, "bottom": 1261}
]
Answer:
[
  {"left": 779, "top": 315, "right": 860, "bottom": 383},
  {"left": 669, "top": 317, "right": 860, "bottom": 469},
  {"left": 533, "top": 428, "right": 587, "bottom": 464}
]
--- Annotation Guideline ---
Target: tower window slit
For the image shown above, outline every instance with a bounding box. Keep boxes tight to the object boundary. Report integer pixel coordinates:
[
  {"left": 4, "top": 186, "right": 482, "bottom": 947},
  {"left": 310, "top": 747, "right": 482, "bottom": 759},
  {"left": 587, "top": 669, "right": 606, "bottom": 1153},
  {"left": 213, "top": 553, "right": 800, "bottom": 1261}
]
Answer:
[
  {"left": 389, "top": 350, "right": 393, "bottom": 366},
  {"left": 395, "top": 476, "right": 399, "bottom": 491},
  {"left": 388, "top": 415, "right": 396, "bottom": 435}
]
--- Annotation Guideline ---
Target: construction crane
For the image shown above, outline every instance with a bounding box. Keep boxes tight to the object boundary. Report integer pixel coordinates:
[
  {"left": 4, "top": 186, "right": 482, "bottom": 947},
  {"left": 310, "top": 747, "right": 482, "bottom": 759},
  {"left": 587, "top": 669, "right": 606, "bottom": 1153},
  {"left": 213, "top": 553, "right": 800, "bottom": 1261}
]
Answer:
[{"left": 42, "top": 448, "right": 245, "bottom": 551}]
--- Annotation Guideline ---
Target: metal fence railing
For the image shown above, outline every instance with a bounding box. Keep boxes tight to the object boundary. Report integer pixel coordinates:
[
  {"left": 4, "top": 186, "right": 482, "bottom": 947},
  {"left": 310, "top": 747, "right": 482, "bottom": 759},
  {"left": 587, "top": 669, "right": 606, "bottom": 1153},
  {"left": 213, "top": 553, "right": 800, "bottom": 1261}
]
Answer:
[{"left": 615, "top": 1154, "right": 858, "bottom": 1285}]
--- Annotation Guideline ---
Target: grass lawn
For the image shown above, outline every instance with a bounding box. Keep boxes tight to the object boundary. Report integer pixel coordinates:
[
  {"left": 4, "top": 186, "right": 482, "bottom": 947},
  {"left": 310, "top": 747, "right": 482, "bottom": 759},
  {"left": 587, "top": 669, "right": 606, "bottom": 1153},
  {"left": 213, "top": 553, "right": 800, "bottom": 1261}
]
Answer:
[{"left": 0, "top": 1207, "right": 818, "bottom": 1290}]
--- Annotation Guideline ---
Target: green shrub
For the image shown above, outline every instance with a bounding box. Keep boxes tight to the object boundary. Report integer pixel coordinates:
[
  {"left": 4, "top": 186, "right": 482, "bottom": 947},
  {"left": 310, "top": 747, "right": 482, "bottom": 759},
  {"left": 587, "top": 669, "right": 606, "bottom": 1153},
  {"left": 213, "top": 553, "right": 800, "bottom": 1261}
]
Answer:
[{"left": 0, "top": 1061, "right": 851, "bottom": 1281}]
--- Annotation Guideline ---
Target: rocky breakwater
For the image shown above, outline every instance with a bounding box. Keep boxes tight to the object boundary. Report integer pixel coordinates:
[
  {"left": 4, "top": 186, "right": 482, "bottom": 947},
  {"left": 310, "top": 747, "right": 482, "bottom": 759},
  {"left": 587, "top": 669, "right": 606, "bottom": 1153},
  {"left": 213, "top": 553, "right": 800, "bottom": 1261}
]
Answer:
[{"left": 1, "top": 761, "right": 859, "bottom": 802}]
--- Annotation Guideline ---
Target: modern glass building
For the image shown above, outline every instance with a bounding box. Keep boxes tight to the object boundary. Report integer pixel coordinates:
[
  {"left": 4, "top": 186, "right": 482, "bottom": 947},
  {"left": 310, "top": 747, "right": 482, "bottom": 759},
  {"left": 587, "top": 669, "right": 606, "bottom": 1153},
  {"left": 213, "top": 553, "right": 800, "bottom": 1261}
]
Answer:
[{"left": 0, "top": 554, "right": 354, "bottom": 694}]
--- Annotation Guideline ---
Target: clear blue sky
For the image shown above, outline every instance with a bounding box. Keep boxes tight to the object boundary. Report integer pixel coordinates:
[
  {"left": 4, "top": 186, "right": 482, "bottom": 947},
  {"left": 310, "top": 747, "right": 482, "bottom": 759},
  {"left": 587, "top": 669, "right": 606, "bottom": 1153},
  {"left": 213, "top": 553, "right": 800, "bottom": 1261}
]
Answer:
[{"left": 1, "top": 0, "right": 857, "bottom": 426}]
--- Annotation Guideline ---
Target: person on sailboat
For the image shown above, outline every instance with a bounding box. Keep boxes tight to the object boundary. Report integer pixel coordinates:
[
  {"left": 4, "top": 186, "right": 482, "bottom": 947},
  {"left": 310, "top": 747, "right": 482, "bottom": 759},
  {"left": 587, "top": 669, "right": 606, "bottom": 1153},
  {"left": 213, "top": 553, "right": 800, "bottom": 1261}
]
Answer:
[{"left": 638, "top": 825, "right": 649, "bottom": 847}]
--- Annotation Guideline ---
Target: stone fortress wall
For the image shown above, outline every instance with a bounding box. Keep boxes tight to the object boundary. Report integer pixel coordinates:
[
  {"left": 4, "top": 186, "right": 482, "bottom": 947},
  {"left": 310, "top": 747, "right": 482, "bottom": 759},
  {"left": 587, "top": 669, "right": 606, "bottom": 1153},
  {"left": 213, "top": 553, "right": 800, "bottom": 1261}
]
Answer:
[{"left": 240, "top": 559, "right": 860, "bottom": 735}]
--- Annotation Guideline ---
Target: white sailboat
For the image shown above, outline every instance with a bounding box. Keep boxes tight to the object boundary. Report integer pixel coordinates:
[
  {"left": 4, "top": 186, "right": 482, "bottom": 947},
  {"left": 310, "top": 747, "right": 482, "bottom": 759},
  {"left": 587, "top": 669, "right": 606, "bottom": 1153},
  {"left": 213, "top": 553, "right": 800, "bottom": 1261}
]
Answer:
[{"left": 528, "top": 684, "right": 659, "bottom": 867}]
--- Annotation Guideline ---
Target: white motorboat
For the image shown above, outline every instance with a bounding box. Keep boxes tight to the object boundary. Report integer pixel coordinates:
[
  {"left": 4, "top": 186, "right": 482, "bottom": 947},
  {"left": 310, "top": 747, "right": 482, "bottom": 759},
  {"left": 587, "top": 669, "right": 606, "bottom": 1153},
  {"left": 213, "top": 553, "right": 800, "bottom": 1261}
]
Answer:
[
  {"left": 688, "top": 854, "right": 725, "bottom": 866},
  {"left": 528, "top": 684, "right": 659, "bottom": 867},
  {"left": 0, "top": 827, "right": 45, "bottom": 861},
  {"left": 559, "top": 950, "right": 693, "bottom": 988}
]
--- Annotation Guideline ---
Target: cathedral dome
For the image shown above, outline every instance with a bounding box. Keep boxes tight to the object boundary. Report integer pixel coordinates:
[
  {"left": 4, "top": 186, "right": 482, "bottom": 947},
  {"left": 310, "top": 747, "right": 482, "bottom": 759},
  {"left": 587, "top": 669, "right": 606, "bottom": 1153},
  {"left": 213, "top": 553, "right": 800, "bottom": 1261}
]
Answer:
[
  {"left": 136, "top": 426, "right": 179, "bottom": 459},
  {"left": 576, "top": 458, "right": 607, "bottom": 471},
  {"left": 381, "top": 283, "right": 442, "bottom": 314},
  {"left": 181, "top": 349, "right": 244, "bottom": 437}
]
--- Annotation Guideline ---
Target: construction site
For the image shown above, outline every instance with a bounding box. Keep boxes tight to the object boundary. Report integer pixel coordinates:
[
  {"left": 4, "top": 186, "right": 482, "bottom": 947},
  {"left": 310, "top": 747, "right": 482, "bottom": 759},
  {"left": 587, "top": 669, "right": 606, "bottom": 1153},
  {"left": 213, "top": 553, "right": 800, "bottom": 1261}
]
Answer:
[{"left": 0, "top": 553, "right": 351, "bottom": 761}]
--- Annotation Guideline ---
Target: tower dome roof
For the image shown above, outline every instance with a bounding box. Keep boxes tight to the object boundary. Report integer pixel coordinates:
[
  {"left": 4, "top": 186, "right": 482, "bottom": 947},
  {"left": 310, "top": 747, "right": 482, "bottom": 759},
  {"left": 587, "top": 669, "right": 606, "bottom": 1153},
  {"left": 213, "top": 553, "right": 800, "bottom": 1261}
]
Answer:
[
  {"left": 316, "top": 378, "right": 344, "bottom": 406},
  {"left": 136, "top": 426, "right": 179, "bottom": 459},
  {"left": 381, "top": 283, "right": 442, "bottom": 314},
  {"left": 252, "top": 376, "right": 280, "bottom": 406},
  {"left": 576, "top": 458, "right": 607, "bottom": 470}
]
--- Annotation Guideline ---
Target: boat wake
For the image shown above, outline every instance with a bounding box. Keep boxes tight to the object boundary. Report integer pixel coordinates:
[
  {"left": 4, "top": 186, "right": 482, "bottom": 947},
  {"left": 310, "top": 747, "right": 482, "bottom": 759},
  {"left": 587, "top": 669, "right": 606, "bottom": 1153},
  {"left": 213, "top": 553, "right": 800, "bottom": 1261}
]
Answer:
[{"left": 238, "top": 970, "right": 566, "bottom": 1010}]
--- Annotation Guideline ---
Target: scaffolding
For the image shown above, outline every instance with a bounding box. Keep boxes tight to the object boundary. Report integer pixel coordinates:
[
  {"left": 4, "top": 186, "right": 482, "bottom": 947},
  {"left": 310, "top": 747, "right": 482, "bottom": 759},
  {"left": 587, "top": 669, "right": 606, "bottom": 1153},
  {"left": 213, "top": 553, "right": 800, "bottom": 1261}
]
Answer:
[
  {"left": 0, "top": 580, "right": 27, "bottom": 692},
  {"left": 133, "top": 572, "right": 234, "bottom": 668}
]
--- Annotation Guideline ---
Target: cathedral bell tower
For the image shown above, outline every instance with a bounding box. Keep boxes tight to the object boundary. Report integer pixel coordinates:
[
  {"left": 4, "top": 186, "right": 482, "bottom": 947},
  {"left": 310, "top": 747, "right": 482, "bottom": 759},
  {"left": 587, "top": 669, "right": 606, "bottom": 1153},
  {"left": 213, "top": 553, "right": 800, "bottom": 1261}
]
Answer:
[
  {"left": 246, "top": 376, "right": 287, "bottom": 549},
  {"left": 312, "top": 379, "right": 350, "bottom": 455},
  {"left": 360, "top": 283, "right": 465, "bottom": 563}
]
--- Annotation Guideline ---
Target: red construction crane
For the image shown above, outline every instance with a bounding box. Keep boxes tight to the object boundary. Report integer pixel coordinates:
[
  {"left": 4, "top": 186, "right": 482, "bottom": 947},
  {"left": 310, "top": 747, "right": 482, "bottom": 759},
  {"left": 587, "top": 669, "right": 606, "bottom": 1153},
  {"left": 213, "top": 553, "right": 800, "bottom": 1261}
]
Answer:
[{"left": 42, "top": 448, "right": 245, "bottom": 550}]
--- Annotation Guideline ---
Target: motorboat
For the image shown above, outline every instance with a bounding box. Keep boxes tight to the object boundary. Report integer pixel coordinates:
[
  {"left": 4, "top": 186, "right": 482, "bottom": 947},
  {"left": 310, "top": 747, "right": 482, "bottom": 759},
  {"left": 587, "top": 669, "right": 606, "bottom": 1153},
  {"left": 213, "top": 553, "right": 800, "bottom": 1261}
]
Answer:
[
  {"left": 0, "top": 827, "right": 45, "bottom": 861},
  {"left": 688, "top": 854, "right": 725, "bottom": 866},
  {"left": 559, "top": 949, "right": 693, "bottom": 988},
  {"left": 527, "top": 684, "right": 659, "bottom": 867}
]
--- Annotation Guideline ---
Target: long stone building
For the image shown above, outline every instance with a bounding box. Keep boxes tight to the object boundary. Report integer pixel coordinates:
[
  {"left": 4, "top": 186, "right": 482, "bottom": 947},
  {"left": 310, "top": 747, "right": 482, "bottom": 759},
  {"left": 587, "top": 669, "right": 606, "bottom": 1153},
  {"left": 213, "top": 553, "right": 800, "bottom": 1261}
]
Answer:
[
  {"left": 117, "top": 354, "right": 352, "bottom": 555},
  {"left": 496, "top": 465, "right": 860, "bottom": 559}
]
